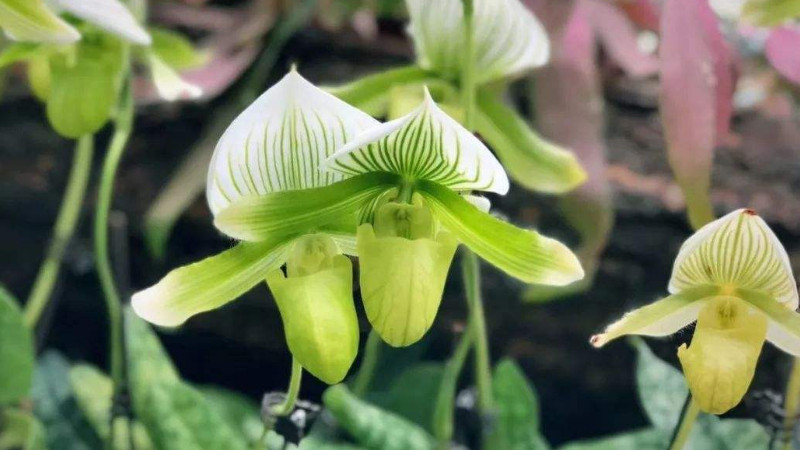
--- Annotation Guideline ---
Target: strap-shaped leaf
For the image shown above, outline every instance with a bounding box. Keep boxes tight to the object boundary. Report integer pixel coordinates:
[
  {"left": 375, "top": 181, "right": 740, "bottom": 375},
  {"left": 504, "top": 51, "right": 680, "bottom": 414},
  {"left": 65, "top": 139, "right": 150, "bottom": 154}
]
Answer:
[
  {"left": 405, "top": 0, "right": 549, "bottom": 83},
  {"left": 0, "top": 0, "right": 79, "bottom": 44},
  {"left": 737, "top": 287, "right": 800, "bottom": 357},
  {"left": 590, "top": 285, "right": 720, "bottom": 348},
  {"left": 325, "top": 89, "right": 509, "bottom": 195},
  {"left": 207, "top": 69, "right": 380, "bottom": 215},
  {"left": 131, "top": 239, "right": 292, "bottom": 327},
  {"left": 668, "top": 209, "right": 799, "bottom": 308},
  {"left": 214, "top": 172, "right": 400, "bottom": 242},
  {"left": 475, "top": 90, "right": 586, "bottom": 194},
  {"left": 49, "top": 0, "right": 151, "bottom": 45},
  {"left": 417, "top": 179, "right": 583, "bottom": 285}
]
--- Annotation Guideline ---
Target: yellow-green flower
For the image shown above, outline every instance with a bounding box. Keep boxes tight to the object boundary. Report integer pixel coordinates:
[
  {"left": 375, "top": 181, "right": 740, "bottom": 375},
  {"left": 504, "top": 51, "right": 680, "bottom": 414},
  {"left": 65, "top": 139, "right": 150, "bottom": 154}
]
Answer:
[{"left": 591, "top": 209, "right": 800, "bottom": 414}]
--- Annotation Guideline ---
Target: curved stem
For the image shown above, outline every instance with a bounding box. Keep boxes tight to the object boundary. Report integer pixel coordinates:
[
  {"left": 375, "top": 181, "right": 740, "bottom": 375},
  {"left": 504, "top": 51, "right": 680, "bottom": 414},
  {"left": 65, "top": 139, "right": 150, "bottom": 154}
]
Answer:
[
  {"left": 668, "top": 397, "right": 700, "bottom": 450},
  {"left": 462, "top": 249, "right": 493, "bottom": 413},
  {"left": 24, "top": 135, "right": 94, "bottom": 327},
  {"left": 95, "top": 82, "right": 134, "bottom": 405},
  {"left": 353, "top": 330, "right": 382, "bottom": 397},
  {"left": 272, "top": 358, "right": 303, "bottom": 417},
  {"left": 433, "top": 320, "right": 474, "bottom": 444},
  {"left": 782, "top": 358, "right": 800, "bottom": 450}
]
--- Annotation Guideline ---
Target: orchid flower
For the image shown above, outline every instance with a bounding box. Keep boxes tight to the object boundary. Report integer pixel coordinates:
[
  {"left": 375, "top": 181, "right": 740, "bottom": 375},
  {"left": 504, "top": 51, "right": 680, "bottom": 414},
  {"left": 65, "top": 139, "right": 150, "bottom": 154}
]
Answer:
[
  {"left": 212, "top": 87, "right": 584, "bottom": 348},
  {"left": 591, "top": 209, "right": 800, "bottom": 414},
  {"left": 133, "top": 70, "right": 380, "bottom": 384},
  {"left": 328, "top": 0, "right": 587, "bottom": 194},
  {"left": 0, "top": 1, "right": 203, "bottom": 137}
]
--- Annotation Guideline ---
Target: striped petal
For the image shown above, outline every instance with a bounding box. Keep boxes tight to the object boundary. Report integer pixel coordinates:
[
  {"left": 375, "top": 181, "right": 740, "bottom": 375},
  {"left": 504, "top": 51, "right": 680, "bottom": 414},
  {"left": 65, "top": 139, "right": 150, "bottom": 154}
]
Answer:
[
  {"left": 405, "top": 0, "right": 549, "bottom": 83},
  {"left": 0, "top": 0, "right": 79, "bottom": 44},
  {"left": 668, "top": 209, "right": 799, "bottom": 309},
  {"left": 324, "top": 89, "right": 509, "bottom": 195},
  {"left": 49, "top": 0, "right": 150, "bottom": 45},
  {"left": 207, "top": 70, "right": 380, "bottom": 216}
]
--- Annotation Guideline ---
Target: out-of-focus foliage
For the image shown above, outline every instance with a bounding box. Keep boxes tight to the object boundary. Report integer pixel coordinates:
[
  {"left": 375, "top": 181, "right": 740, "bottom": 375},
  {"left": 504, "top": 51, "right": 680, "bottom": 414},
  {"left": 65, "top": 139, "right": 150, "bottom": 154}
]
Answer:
[
  {"left": 0, "top": 286, "right": 34, "bottom": 405},
  {"left": 0, "top": 409, "right": 47, "bottom": 450}
]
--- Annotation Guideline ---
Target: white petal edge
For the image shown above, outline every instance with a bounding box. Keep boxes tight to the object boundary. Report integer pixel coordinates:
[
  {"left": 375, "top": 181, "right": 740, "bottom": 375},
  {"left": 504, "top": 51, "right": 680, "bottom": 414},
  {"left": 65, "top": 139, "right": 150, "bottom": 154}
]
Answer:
[
  {"left": 48, "top": 0, "right": 151, "bottom": 45},
  {"left": 0, "top": 0, "right": 80, "bottom": 44},
  {"left": 148, "top": 54, "right": 202, "bottom": 102},
  {"left": 324, "top": 88, "right": 510, "bottom": 195},
  {"left": 767, "top": 320, "right": 800, "bottom": 356},
  {"left": 668, "top": 209, "right": 798, "bottom": 309},
  {"left": 206, "top": 69, "right": 381, "bottom": 216},
  {"left": 405, "top": 0, "right": 549, "bottom": 83}
]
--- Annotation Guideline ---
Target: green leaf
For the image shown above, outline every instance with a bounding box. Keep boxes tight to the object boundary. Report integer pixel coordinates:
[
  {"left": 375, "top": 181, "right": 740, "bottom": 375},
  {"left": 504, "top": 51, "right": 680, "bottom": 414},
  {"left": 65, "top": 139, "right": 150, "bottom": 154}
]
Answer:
[
  {"left": 149, "top": 27, "right": 206, "bottom": 70},
  {"left": 0, "top": 285, "right": 34, "bottom": 404},
  {"left": 669, "top": 209, "right": 798, "bottom": 308},
  {"left": 0, "top": 0, "right": 79, "bottom": 43},
  {"left": 68, "top": 364, "right": 154, "bottom": 450},
  {"left": 590, "top": 285, "right": 719, "bottom": 348},
  {"left": 322, "top": 385, "right": 437, "bottom": 450},
  {"left": 214, "top": 172, "right": 400, "bottom": 242},
  {"left": 124, "top": 309, "right": 180, "bottom": 384},
  {"left": 199, "top": 387, "right": 285, "bottom": 448},
  {"left": 327, "top": 65, "right": 433, "bottom": 116},
  {"left": 47, "top": 42, "right": 124, "bottom": 138},
  {"left": 486, "top": 358, "right": 549, "bottom": 450},
  {"left": 131, "top": 238, "right": 292, "bottom": 327},
  {"left": 743, "top": 0, "right": 800, "bottom": 26},
  {"left": 0, "top": 409, "right": 47, "bottom": 450},
  {"left": 558, "top": 429, "right": 667, "bottom": 450},
  {"left": 405, "top": 0, "right": 549, "bottom": 83},
  {"left": 324, "top": 89, "right": 510, "bottom": 195},
  {"left": 31, "top": 352, "right": 103, "bottom": 450},
  {"left": 474, "top": 90, "right": 586, "bottom": 194},
  {"left": 381, "top": 363, "right": 445, "bottom": 433},
  {"left": 207, "top": 69, "right": 380, "bottom": 215},
  {"left": 709, "top": 419, "right": 770, "bottom": 449},
  {"left": 417, "top": 180, "right": 584, "bottom": 285},
  {"left": 630, "top": 338, "right": 687, "bottom": 431}
]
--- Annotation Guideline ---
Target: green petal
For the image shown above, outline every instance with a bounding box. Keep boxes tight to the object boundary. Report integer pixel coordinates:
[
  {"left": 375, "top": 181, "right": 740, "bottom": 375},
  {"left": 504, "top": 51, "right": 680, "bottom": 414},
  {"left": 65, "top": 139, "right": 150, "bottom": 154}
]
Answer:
[
  {"left": 736, "top": 287, "right": 800, "bottom": 356},
  {"left": 669, "top": 209, "right": 799, "bottom": 308},
  {"left": 0, "top": 0, "right": 79, "bottom": 44},
  {"left": 207, "top": 69, "right": 380, "bottom": 215},
  {"left": 406, "top": 0, "right": 549, "bottom": 83},
  {"left": 326, "top": 65, "right": 433, "bottom": 116},
  {"left": 214, "top": 171, "right": 400, "bottom": 242},
  {"left": 417, "top": 179, "right": 584, "bottom": 285},
  {"left": 149, "top": 27, "right": 207, "bottom": 70},
  {"left": 590, "top": 285, "right": 720, "bottom": 348},
  {"left": 357, "top": 224, "right": 458, "bottom": 347},
  {"left": 324, "top": 89, "right": 510, "bottom": 195},
  {"left": 131, "top": 239, "right": 292, "bottom": 327},
  {"left": 475, "top": 90, "right": 586, "bottom": 194},
  {"left": 677, "top": 296, "right": 767, "bottom": 415},
  {"left": 267, "top": 255, "right": 358, "bottom": 384}
]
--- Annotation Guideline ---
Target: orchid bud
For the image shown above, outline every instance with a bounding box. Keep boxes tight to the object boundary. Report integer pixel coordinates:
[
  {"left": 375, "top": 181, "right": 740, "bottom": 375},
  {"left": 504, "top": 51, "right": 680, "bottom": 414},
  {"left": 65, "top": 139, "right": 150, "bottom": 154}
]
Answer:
[
  {"left": 678, "top": 296, "right": 767, "bottom": 414},
  {"left": 358, "top": 195, "right": 459, "bottom": 347},
  {"left": 266, "top": 234, "right": 358, "bottom": 384}
]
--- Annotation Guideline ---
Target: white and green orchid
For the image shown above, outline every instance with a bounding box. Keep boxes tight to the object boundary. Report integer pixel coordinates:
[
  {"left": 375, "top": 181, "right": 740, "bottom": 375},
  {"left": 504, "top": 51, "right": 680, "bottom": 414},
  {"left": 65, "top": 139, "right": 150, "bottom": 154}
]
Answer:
[
  {"left": 134, "top": 70, "right": 380, "bottom": 384},
  {"left": 591, "top": 209, "right": 800, "bottom": 414},
  {"left": 327, "top": 0, "right": 586, "bottom": 194},
  {"left": 212, "top": 87, "right": 584, "bottom": 347},
  {"left": 0, "top": 1, "right": 203, "bottom": 137}
]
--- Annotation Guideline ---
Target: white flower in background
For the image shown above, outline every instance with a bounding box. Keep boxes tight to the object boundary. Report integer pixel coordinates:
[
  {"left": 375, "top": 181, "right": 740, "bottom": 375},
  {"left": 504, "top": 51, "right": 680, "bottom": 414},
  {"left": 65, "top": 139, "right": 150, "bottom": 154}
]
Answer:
[
  {"left": 48, "top": 0, "right": 151, "bottom": 45},
  {"left": 146, "top": 54, "right": 202, "bottom": 102},
  {"left": 591, "top": 209, "right": 800, "bottom": 414},
  {"left": 405, "top": 0, "right": 550, "bottom": 83}
]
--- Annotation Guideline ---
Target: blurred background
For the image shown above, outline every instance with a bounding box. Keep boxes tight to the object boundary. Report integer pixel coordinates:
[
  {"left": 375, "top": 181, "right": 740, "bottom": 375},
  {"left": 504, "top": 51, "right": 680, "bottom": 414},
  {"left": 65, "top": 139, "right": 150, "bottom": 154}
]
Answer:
[{"left": 2, "top": 0, "right": 800, "bottom": 445}]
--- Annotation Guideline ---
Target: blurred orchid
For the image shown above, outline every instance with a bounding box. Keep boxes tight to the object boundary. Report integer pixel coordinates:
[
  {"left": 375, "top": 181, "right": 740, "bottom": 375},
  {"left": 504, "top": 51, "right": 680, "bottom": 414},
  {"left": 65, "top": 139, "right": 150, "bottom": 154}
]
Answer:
[
  {"left": 329, "top": 0, "right": 588, "bottom": 194},
  {"left": 591, "top": 209, "right": 800, "bottom": 414},
  {"left": 133, "top": 70, "right": 378, "bottom": 384}
]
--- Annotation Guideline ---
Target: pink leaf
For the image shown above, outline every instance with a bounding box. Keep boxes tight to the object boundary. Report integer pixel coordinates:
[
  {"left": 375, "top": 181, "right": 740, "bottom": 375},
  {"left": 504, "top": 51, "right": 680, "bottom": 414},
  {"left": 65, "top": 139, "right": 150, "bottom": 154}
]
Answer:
[
  {"left": 581, "top": 0, "right": 659, "bottom": 78},
  {"left": 766, "top": 27, "right": 800, "bottom": 86}
]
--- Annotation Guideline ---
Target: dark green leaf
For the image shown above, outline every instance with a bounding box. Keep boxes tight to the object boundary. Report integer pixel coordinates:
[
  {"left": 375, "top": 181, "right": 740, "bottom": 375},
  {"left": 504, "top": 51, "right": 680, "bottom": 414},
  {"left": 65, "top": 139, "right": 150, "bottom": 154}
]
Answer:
[
  {"left": 558, "top": 429, "right": 667, "bottom": 450},
  {"left": 485, "top": 358, "right": 549, "bottom": 450},
  {"left": 381, "top": 363, "right": 444, "bottom": 433},
  {"left": 630, "top": 338, "right": 687, "bottom": 431},
  {"left": 199, "top": 386, "right": 285, "bottom": 449}
]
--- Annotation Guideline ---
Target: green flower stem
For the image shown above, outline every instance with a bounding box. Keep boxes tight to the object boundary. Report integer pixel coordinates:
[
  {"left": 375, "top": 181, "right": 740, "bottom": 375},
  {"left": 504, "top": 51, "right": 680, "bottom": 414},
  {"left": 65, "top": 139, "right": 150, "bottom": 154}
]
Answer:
[
  {"left": 24, "top": 135, "right": 94, "bottom": 328},
  {"left": 353, "top": 330, "right": 382, "bottom": 397},
  {"left": 272, "top": 358, "right": 303, "bottom": 416},
  {"left": 462, "top": 249, "right": 493, "bottom": 413},
  {"left": 782, "top": 358, "right": 800, "bottom": 450},
  {"left": 681, "top": 180, "right": 715, "bottom": 231},
  {"left": 668, "top": 397, "right": 700, "bottom": 450},
  {"left": 433, "top": 319, "right": 474, "bottom": 445},
  {"left": 95, "top": 80, "right": 134, "bottom": 450},
  {"left": 461, "top": 0, "right": 476, "bottom": 130}
]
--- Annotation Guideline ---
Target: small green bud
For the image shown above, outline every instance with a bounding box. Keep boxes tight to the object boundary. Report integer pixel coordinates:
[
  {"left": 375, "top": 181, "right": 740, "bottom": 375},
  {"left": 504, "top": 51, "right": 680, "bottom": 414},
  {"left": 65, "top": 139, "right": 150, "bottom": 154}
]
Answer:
[
  {"left": 358, "top": 198, "right": 458, "bottom": 347},
  {"left": 266, "top": 235, "right": 358, "bottom": 384}
]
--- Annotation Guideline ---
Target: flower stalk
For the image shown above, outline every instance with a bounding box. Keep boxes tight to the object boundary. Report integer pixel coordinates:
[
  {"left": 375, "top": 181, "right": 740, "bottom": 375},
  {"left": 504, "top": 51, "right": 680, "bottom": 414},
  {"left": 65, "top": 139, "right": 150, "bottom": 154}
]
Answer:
[
  {"left": 668, "top": 397, "right": 701, "bottom": 450},
  {"left": 271, "top": 358, "right": 303, "bottom": 417},
  {"left": 353, "top": 331, "right": 382, "bottom": 397},
  {"left": 24, "top": 134, "right": 94, "bottom": 327},
  {"left": 782, "top": 358, "right": 800, "bottom": 450}
]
